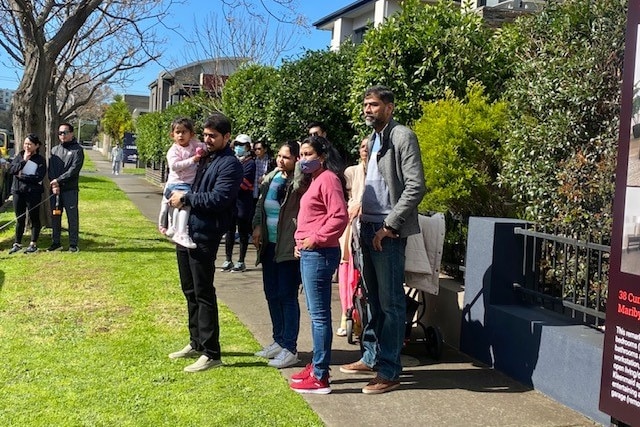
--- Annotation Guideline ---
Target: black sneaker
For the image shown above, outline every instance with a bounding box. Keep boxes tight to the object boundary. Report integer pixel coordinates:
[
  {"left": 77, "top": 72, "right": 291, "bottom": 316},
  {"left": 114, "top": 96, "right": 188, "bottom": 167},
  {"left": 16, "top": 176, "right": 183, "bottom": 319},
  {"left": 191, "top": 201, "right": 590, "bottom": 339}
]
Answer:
[
  {"left": 68, "top": 246, "right": 79, "bottom": 253},
  {"left": 8, "top": 243, "right": 22, "bottom": 254},
  {"left": 24, "top": 245, "right": 38, "bottom": 254},
  {"left": 46, "top": 243, "right": 63, "bottom": 252}
]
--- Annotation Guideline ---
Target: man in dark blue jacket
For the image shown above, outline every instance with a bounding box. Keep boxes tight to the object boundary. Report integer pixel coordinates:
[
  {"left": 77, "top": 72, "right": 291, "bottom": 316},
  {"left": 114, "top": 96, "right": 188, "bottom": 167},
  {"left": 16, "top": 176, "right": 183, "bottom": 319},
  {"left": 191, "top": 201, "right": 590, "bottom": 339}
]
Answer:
[{"left": 168, "top": 113, "right": 243, "bottom": 372}]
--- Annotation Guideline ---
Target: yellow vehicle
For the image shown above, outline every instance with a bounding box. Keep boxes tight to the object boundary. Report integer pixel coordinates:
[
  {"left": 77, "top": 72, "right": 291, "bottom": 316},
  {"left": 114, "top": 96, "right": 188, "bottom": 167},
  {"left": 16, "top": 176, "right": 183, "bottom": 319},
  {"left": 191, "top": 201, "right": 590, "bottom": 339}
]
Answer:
[
  {"left": 0, "top": 128, "right": 13, "bottom": 202},
  {"left": 0, "top": 128, "right": 13, "bottom": 158}
]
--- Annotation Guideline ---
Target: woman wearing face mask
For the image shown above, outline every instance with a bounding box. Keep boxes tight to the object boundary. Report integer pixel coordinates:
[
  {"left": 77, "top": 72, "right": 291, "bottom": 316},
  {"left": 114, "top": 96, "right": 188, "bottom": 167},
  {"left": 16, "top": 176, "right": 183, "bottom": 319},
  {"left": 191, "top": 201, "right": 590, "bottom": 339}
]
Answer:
[
  {"left": 289, "top": 135, "right": 348, "bottom": 394},
  {"left": 221, "top": 135, "right": 256, "bottom": 272}
]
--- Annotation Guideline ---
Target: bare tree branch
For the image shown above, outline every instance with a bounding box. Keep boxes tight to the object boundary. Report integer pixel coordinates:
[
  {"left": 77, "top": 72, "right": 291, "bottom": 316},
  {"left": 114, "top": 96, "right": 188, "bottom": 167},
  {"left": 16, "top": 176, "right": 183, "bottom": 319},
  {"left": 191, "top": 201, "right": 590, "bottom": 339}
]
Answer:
[{"left": 188, "top": 1, "right": 305, "bottom": 67}]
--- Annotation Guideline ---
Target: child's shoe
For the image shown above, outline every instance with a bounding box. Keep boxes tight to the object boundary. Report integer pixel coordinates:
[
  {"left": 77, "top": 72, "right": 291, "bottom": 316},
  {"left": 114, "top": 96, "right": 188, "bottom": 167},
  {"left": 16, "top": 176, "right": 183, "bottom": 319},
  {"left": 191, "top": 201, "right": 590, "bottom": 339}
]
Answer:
[
  {"left": 173, "top": 233, "right": 197, "bottom": 249},
  {"left": 165, "top": 226, "right": 176, "bottom": 237}
]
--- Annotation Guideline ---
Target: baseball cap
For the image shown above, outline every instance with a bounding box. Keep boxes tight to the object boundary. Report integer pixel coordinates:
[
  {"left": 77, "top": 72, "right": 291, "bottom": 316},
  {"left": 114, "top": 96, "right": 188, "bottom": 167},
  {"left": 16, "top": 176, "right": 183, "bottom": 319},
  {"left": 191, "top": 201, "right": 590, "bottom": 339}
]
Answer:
[{"left": 234, "top": 134, "right": 252, "bottom": 144}]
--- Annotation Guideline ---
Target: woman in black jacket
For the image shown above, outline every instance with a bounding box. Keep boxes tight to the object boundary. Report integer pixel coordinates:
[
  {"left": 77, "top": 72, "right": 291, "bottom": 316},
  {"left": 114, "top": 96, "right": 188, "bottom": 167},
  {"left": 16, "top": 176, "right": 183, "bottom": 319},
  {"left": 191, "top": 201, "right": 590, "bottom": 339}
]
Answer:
[{"left": 8, "top": 134, "right": 46, "bottom": 254}]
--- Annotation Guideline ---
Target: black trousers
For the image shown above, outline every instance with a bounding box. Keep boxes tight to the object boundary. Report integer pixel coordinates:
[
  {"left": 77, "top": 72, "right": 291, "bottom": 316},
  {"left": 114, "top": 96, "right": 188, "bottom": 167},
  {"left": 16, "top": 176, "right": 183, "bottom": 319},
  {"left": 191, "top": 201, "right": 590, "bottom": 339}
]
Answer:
[
  {"left": 224, "top": 215, "right": 252, "bottom": 263},
  {"left": 176, "top": 236, "right": 222, "bottom": 360},
  {"left": 13, "top": 191, "right": 42, "bottom": 244},
  {"left": 51, "top": 190, "right": 80, "bottom": 246}
]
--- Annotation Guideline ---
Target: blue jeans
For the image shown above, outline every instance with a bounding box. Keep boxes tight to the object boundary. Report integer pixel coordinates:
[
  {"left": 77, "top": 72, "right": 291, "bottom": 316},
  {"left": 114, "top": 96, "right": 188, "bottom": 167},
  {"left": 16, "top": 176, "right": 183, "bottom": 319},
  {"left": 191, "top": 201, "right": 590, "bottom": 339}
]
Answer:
[
  {"left": 360, "top": 221, "right": 407, "bottom": 381},
  {"left": 262, "top": 243, "right": 301, "bottom": 353},
  {"left": 300, "top": 247, "right": 340, "bottom": 379}
]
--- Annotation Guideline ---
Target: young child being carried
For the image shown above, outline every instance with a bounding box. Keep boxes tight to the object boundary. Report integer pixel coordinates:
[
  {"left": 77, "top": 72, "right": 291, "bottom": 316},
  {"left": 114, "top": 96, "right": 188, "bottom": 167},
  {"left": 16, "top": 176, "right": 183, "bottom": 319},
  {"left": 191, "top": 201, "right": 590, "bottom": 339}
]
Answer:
[{"left": 158, "top": 117, "right": 206, "bottom": 249}]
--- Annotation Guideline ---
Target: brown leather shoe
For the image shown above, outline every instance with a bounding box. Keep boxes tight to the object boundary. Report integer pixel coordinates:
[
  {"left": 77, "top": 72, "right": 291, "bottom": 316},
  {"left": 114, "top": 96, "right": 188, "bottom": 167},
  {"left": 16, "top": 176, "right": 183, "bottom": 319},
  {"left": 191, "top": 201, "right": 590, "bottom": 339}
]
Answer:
[
  {"left": 362, "top": 376, "right": 400, "bottom": 394},
  {"left": 339, "top": 360, "right": 374, "bottom": 374}
]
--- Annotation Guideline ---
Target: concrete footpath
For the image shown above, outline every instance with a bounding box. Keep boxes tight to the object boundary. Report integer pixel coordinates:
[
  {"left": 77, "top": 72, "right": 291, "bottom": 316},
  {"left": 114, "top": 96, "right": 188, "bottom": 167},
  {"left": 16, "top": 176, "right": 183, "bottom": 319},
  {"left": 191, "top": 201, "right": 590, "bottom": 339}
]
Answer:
[{"left": 86, "top": 149, "right": 599, "bottom": 426}]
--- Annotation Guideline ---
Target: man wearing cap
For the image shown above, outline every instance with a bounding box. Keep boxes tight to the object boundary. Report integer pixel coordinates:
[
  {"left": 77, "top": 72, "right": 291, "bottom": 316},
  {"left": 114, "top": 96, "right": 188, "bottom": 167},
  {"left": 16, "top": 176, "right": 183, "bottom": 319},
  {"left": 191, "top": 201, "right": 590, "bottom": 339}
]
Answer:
[{"left": 221, "top": 133, "right": 256, "bottom": 272}]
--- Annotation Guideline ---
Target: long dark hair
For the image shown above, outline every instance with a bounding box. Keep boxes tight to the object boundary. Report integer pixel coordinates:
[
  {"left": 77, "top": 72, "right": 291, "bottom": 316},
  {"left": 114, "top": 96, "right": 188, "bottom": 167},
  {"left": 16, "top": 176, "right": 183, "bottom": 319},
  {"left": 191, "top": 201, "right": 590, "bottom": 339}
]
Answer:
[
  {"left": 276, "top": 140, "right": 300, "bottom": 204},
  {"left": 300, "top": 135, "right": 347, "bottom": 200}
]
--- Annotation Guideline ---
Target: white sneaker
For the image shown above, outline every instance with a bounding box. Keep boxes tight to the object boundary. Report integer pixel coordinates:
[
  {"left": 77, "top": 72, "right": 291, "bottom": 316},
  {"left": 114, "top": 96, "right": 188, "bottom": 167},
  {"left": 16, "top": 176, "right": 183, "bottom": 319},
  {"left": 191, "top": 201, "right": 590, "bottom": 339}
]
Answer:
[
  {"left": 165, "top": 226, "right": 176, "bottom": 237},
  {"left": 183, "top": 355, "right": 222, "bottom": 372},
  {"left": 173, "top": 233, "right": 197, "bottom": 249},
  {"left": 268, "top": 348, "right": 299, "bottom": 369},
  {"left": 255, "top": 342, "right": 283, "bottom": 358},
  {"left": 169, "top": 344, "right": 200, "bottom": 359}
]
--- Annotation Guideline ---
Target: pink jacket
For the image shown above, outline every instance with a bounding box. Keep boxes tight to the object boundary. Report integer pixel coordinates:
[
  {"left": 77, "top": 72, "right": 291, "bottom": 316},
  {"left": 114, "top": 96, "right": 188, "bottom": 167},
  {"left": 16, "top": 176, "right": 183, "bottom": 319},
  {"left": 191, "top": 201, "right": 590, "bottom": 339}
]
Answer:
[
  {"left": 295, "top": 170, "right": 348, "bottom": 249},
  {"left": 166, "top": 139, "right": 206, "bottom": 185}
]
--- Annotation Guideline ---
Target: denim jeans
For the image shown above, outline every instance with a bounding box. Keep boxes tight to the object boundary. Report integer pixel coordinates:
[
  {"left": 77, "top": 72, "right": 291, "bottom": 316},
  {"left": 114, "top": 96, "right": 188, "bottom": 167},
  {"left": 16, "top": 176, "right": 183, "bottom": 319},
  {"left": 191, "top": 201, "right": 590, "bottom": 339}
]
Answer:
[
  {"left": 262, "top": 243, "right": 301, "bottom": 354},
  {"left": 359, "top": 221, "right": 407, "bottom": 381},
  {"left": 300, "top": 247, "right": 340, "bottom": 379}
]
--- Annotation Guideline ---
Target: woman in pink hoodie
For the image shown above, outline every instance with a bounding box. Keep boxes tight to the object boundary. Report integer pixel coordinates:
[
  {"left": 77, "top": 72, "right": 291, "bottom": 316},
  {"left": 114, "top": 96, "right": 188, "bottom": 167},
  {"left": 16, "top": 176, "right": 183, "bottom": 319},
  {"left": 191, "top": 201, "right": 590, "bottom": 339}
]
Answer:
[{"left": 289, "top": 135, "right": 348, "bottom": 395}]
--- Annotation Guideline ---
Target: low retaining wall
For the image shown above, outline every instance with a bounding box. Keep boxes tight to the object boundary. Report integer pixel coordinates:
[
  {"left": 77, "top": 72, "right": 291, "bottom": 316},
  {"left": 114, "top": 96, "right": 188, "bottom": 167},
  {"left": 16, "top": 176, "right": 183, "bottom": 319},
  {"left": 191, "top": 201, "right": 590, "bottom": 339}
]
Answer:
[{"left": 459, "top": 217, "right": 608, "bottom": 425}]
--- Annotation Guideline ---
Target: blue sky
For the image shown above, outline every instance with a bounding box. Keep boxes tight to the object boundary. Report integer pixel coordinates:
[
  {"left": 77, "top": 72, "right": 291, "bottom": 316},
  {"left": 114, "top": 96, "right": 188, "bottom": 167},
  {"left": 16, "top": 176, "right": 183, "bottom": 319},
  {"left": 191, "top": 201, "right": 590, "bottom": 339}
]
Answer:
[{"left": 0, "top": 0, "right": 347, "bottom": 95}]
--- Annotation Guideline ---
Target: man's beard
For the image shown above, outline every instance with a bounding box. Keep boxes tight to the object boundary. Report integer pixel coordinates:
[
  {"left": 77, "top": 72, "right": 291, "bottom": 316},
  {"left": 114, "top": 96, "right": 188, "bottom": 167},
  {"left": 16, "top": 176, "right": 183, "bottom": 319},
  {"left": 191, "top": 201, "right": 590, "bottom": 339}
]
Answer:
[{"left": 365, "top": 117, "right": 375, "bottom": 127}]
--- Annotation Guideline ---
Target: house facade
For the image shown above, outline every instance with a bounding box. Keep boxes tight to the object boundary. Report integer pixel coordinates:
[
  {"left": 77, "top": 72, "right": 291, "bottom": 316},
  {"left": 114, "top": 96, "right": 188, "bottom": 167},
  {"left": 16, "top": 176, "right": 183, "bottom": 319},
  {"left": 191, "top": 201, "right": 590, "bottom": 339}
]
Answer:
[
  {"left": 313, "top": 0, "right": 543, "bottom": 49},
  {"left": 148, "top": 57, "right": 246, "bottom": 113}
]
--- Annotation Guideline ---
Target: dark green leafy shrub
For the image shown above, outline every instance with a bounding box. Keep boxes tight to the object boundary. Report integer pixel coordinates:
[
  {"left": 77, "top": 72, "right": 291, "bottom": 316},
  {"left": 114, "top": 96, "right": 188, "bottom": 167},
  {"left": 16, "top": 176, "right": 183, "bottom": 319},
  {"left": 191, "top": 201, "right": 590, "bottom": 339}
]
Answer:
[
  {"left": 499, "top": 0, "right": 625, "bottom": 241},
  {"left": 348, "top": 0, "right": 509, "bottom": 126},
  {"left": 221, "top": 63, "right": 278, "bottom": 143},
  {"left": 268, "top": 45, "right": 358, "bottom": 158}
]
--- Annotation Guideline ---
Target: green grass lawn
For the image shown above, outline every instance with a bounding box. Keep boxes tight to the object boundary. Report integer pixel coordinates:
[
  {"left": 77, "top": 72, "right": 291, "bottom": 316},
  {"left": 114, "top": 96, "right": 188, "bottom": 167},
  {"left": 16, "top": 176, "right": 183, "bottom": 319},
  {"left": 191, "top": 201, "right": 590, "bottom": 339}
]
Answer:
[
  {"left": 121, "top": 166, "right": 146, "bottom": 176},
  {"left": 0, "top": 158, "right": 321, "bottom": 426}
]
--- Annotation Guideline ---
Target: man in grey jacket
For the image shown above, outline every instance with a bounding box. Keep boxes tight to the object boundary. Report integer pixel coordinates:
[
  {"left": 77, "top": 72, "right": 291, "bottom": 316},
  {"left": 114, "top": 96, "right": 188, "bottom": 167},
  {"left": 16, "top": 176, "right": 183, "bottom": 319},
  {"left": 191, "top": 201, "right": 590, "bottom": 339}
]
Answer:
[
  {"left": 340, "top": 86, "right": 426, "bottom": 394},
  {"left": 48, "top": 122, "right": 84, "bottom": 252}
]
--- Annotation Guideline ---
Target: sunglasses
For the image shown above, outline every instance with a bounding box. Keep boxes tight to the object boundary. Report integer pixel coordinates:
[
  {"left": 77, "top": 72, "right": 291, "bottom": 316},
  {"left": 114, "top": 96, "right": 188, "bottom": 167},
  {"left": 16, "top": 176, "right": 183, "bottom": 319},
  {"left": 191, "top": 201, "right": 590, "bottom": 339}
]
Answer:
[{"left": 58, "top": 131, "right": 71, "bottom": 136}]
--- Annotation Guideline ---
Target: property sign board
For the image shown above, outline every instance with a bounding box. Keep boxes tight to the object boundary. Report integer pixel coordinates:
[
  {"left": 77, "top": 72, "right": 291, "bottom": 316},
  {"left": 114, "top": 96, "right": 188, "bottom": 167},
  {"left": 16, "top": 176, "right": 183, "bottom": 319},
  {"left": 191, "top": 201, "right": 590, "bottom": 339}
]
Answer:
[
  {"left": 600, "top": 2, "right": 640, "bottom": 424},
  {"left": 122, "top": 132, "right": 138, "bottom": 164}
]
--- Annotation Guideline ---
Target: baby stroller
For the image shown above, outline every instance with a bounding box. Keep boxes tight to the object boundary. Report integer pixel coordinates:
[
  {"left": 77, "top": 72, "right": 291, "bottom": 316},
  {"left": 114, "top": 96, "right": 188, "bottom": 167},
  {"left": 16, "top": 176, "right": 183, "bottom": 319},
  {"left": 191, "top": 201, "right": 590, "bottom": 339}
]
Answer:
[
  {"left": 345, "top": 218, "right": 367, "bottom": 350},
  {"left": 345, "top": 216, "right": 444, "bottom": 360}
]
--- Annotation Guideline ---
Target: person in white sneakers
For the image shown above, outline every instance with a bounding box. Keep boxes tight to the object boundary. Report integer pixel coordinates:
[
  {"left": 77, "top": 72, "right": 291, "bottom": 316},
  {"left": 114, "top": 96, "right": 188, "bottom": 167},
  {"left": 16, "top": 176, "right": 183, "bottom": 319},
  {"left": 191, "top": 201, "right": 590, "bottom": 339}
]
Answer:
[
  {"left": 167, "top": 113, "right": 243, "bottom": 372},
  {"left": 158, "top": 117, "right": 206, "bottom": 249},
  {"left": 252, "top": 141, "right": 306, "bottom": 369}
]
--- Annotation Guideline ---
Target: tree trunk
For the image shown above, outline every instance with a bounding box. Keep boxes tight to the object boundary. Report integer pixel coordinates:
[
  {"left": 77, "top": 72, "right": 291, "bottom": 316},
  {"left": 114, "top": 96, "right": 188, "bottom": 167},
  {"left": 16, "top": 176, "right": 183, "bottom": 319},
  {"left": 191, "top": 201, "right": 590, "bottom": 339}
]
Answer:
[{"left": 12, "top": 53, "right": 55, "bottom": 156}]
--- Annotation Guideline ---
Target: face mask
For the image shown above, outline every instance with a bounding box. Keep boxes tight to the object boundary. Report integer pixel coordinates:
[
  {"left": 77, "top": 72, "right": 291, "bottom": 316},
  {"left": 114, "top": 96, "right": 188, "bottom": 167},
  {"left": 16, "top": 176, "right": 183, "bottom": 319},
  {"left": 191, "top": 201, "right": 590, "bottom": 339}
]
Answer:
[
  {"left": 234, "top": 146, "right": 246, "bottom": 157},
  {"left": 299, "top": 158, "right": 322, "bottom": 174}
]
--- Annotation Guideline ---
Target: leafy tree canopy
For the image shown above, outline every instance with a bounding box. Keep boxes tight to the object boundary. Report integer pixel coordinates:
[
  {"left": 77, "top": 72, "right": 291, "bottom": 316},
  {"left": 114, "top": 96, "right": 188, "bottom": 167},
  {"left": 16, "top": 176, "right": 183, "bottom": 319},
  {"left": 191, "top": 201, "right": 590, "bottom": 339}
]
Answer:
[
  {"left": 498, "top": 0, "right": 626, "bottom": 239},
  {"left": 101, "top": 95, "right": 134, "bottom": 145},
  {"left": 268, "top": 44, "right": 358, "bottom": 160},
  {"left": 348, "top": 0, "right": 508, "bottom": 126},
  {"left": 221, "top": 63, "right": 279, "bottom": 143}
]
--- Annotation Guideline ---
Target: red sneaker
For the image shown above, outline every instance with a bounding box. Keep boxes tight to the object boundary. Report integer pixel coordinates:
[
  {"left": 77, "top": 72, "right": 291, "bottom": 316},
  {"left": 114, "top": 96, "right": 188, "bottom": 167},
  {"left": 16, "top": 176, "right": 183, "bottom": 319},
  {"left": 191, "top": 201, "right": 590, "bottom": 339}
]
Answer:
[
  {"left": 290, "top": 363, "right": 313, "bottom": 383},
  {"left": 290, "top": 372, "right": 331, "bottom": 394}
]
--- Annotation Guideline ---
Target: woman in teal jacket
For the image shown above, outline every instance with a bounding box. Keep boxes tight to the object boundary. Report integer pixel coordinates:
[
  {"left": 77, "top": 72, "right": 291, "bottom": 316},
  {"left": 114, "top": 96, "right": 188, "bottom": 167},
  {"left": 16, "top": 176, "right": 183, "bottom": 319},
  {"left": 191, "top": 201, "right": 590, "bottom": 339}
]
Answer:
[{"left": 252, "top": 141, "right": 306, "bottom": 369}]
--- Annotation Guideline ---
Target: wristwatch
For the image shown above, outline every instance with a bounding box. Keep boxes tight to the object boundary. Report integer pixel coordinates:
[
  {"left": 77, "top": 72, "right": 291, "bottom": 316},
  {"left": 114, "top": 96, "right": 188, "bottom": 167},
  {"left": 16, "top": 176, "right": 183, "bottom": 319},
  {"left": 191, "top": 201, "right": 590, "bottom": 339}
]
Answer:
[{"left": 383, "top": 222, "right": 398, "bottom": 236}]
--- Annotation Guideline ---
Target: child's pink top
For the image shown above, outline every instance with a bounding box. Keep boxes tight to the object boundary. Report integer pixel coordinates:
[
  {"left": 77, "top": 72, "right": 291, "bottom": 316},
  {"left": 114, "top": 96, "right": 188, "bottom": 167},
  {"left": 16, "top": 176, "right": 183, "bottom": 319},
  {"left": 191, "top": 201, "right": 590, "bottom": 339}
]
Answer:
[
  {"left": 295, "top": 169, "right": 348, "bottom": 249},
  {"left": 166, "top": 140, "right": 206, "bottom": 185}
]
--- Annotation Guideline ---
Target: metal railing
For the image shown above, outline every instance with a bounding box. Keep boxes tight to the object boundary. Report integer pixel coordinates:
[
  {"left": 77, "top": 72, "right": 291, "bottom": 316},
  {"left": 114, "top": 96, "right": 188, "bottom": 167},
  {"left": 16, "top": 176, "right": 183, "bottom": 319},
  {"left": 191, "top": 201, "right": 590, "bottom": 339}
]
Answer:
[{"left": 513, "top": 227, "right": 610, "bottom": 329}]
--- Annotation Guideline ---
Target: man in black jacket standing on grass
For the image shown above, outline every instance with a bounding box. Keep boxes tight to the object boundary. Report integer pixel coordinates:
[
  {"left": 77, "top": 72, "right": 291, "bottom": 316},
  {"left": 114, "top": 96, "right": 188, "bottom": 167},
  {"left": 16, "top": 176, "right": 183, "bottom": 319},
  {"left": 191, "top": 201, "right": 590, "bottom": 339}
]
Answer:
[
  {"left": 168, "top": 113, "right": 243, "bottom": 372},
  {"left": 48, "top": 122, "right": 84, "bottom": 253}
]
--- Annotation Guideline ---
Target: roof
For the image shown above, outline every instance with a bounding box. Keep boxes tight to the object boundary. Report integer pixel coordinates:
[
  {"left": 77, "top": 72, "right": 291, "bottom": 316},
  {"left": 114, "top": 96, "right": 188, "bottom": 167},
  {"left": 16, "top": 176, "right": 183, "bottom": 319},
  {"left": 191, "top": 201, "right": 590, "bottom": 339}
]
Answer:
[{"left": 312, "top": 0, "right": 375, "bottom": 28}]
